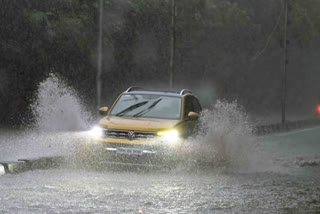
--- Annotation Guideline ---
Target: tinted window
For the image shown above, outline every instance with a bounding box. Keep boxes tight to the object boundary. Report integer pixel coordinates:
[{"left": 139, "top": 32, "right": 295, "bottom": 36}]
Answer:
[
  {"left": 184, "top": 96, "right": 194, "bottom": 117},
  {"left": 192, "top": 97, "right": 202, "bottom": 113},
  {"left": 184, "top": 96, "right": 202, "bottom": 117}
]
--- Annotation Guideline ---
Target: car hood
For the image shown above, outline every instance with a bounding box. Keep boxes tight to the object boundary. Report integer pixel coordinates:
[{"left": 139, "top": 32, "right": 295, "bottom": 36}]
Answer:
[{"left": 98, "top": 116, "right": 181, "bottom": 132}]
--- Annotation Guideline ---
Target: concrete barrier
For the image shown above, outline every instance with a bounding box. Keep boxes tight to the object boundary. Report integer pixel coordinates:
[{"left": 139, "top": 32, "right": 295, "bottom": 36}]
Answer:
[
  {"left": 0, "top": 156, "right": 66, "bottom": 175},
  {"left": 253, "top": 119, "right": 320, "bottom": 136}
]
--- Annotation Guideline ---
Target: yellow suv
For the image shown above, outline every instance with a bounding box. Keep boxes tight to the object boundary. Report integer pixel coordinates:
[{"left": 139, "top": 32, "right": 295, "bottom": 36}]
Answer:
[{"left": 78, "top": 87, "right": 202, "bottom": 167}]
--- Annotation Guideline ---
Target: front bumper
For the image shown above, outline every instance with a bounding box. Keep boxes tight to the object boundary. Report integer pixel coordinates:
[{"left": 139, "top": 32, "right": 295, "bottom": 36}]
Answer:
[{"left": 76, "top": 137, "right": 184, "bottom": 167}]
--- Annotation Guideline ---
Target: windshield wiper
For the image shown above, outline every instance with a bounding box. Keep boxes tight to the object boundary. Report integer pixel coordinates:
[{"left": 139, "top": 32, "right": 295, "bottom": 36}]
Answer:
[
  {"left": 133, "top": 98, "right": 162, "bottom": 117},
  {"left": 115, "top": 101, "right": 148, "bottom": 117}
]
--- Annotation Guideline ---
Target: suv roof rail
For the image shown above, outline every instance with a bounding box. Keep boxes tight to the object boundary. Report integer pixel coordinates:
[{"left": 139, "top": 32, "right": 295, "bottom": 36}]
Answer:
[
  {"left": 125, "top": 86, "right": 143, "bottom": 92},
  {"left": 180, "top": 89, "right": 192, "bottom": 95}
]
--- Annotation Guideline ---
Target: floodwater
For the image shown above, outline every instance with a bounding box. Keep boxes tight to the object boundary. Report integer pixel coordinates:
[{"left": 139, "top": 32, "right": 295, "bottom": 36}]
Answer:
[
  {"left": 0, "top": 75, "right": 319, "bottom": 213},
  {"left": 0, "top": 127, "right": 320, "bottom": 213}
]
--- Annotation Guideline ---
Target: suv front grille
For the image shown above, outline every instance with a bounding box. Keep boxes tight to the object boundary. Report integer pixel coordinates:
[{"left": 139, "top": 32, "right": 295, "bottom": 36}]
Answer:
[
  {"left": 104, "top": 129, "right": 157, "bottom": 140},
  {"left": 104, "top": 142, "right": 161, "bottom": 151}
]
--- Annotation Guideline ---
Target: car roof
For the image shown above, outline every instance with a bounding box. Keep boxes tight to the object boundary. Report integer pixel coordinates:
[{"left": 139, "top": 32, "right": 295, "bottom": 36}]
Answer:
[
  {"left": 122, "top": 87, "right": 193, "bottom": 98},
  {"left": 123, "top": 91, "right": 182, "bottom": 97}
]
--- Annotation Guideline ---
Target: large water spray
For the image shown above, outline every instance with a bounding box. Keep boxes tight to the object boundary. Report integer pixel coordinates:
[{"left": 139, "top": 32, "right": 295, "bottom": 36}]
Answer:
[
  {"left": 31, "top": 73, "right": 92, "bottom": 132},
  {"left": 0, "top": 74, "right": 93, "bottom": 162},
  {"left": 185, "top": 100, "right": 274, "bottom": 172}
]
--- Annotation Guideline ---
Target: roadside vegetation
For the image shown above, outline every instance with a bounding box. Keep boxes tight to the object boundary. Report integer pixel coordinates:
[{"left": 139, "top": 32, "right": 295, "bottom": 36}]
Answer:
[{"left": 1, "top": 0, "right": 320, "bottom": 125}]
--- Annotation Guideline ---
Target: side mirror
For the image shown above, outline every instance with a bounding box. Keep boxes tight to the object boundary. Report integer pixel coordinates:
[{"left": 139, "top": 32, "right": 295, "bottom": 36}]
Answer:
[
  {"left": 99, "top": 107, "right": 108, "bottom": 116},
  {"left": 187, "top": 111, "right": 199, "bottom": 120}
]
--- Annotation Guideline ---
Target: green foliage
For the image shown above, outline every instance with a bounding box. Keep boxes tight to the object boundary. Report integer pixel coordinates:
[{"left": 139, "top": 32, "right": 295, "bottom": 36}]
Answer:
[
  {"left": 289, "top": 0, "right": 319, "bottom": 43},
  {"left": 1, "top": 0, "right": 320, "bottom": 125},
  {"left": 25, "top": 10, "right": 47, "bottom": 25}
]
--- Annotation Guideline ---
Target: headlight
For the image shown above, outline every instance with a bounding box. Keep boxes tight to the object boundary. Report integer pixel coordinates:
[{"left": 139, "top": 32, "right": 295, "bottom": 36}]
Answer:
[
  {"left": 157, "top": 130, "right": 180, "bottom": 144},
  {"left": 88, "top": 126, "right": 105, "bottom": 137}
]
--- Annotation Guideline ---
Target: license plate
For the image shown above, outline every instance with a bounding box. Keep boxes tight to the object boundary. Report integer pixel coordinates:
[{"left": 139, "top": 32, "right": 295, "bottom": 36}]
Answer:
[{"left": 116, "top": 147, "right": 143, "bottom": 155}]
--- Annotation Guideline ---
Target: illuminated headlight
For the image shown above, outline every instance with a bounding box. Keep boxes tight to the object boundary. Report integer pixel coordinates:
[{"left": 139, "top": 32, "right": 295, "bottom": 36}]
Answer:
[
  {"left": 88, "top": 126, "right": 105, "bottom": 137},
  {"left": 157, "top": 130, "right": 180, "bottom": 144}
]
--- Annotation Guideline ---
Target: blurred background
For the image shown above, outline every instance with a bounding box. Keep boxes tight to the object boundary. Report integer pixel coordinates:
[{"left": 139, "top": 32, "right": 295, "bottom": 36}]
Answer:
[{"left": 1, "top": 0, "right": 320, "bottom": 126}]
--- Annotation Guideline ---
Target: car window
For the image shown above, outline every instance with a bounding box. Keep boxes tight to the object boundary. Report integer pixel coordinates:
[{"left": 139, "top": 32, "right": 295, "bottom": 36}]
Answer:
[
  {"left": 110, "top": 94, "right": 182, "bottom": 119},
  {"left": 191, "top": 97, "right": 202, "bottom": 113},
  {"left": 184, "top": 96, "right": 202, "bottom": 117},
  {"left": 184, "top": 96, "right": 194, "bottom": 117}
]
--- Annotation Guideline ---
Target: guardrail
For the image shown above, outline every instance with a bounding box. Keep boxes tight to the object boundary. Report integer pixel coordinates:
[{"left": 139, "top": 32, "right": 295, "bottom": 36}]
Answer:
[{"left": 253, "top": 119, "right": 320, "bottom": 136}]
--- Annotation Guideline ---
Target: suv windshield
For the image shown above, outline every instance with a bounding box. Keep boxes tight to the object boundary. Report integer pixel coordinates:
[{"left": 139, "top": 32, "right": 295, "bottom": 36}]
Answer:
[{"left": 110, "top": 94, "right": 181, "bottom": 119}]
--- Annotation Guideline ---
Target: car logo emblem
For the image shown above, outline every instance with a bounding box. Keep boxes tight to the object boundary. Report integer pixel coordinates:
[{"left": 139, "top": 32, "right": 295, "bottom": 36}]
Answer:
[{"left": 128, "top": 131, "right": 135, "bottom": 141}]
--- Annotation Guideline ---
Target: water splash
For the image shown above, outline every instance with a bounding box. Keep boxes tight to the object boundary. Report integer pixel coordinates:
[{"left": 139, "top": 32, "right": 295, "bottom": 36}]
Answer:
[
  {"left": 31, "top": 73, "right": 92, "bottom": 132},
  {"left": 0, "top": 74, "right": 92, "bottom": 162},
  {"left": 186, "top": 100, "right": 272, "bottom": 172}
]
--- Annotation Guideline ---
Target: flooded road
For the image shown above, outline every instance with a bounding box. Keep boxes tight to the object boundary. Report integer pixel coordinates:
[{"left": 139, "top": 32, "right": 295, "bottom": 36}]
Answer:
[
  {"left": 0, "top": 127, "right": 320, "bottom": 213},
  {"left": 1, "top": 168, "right": 319, "bottom": 213}
]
